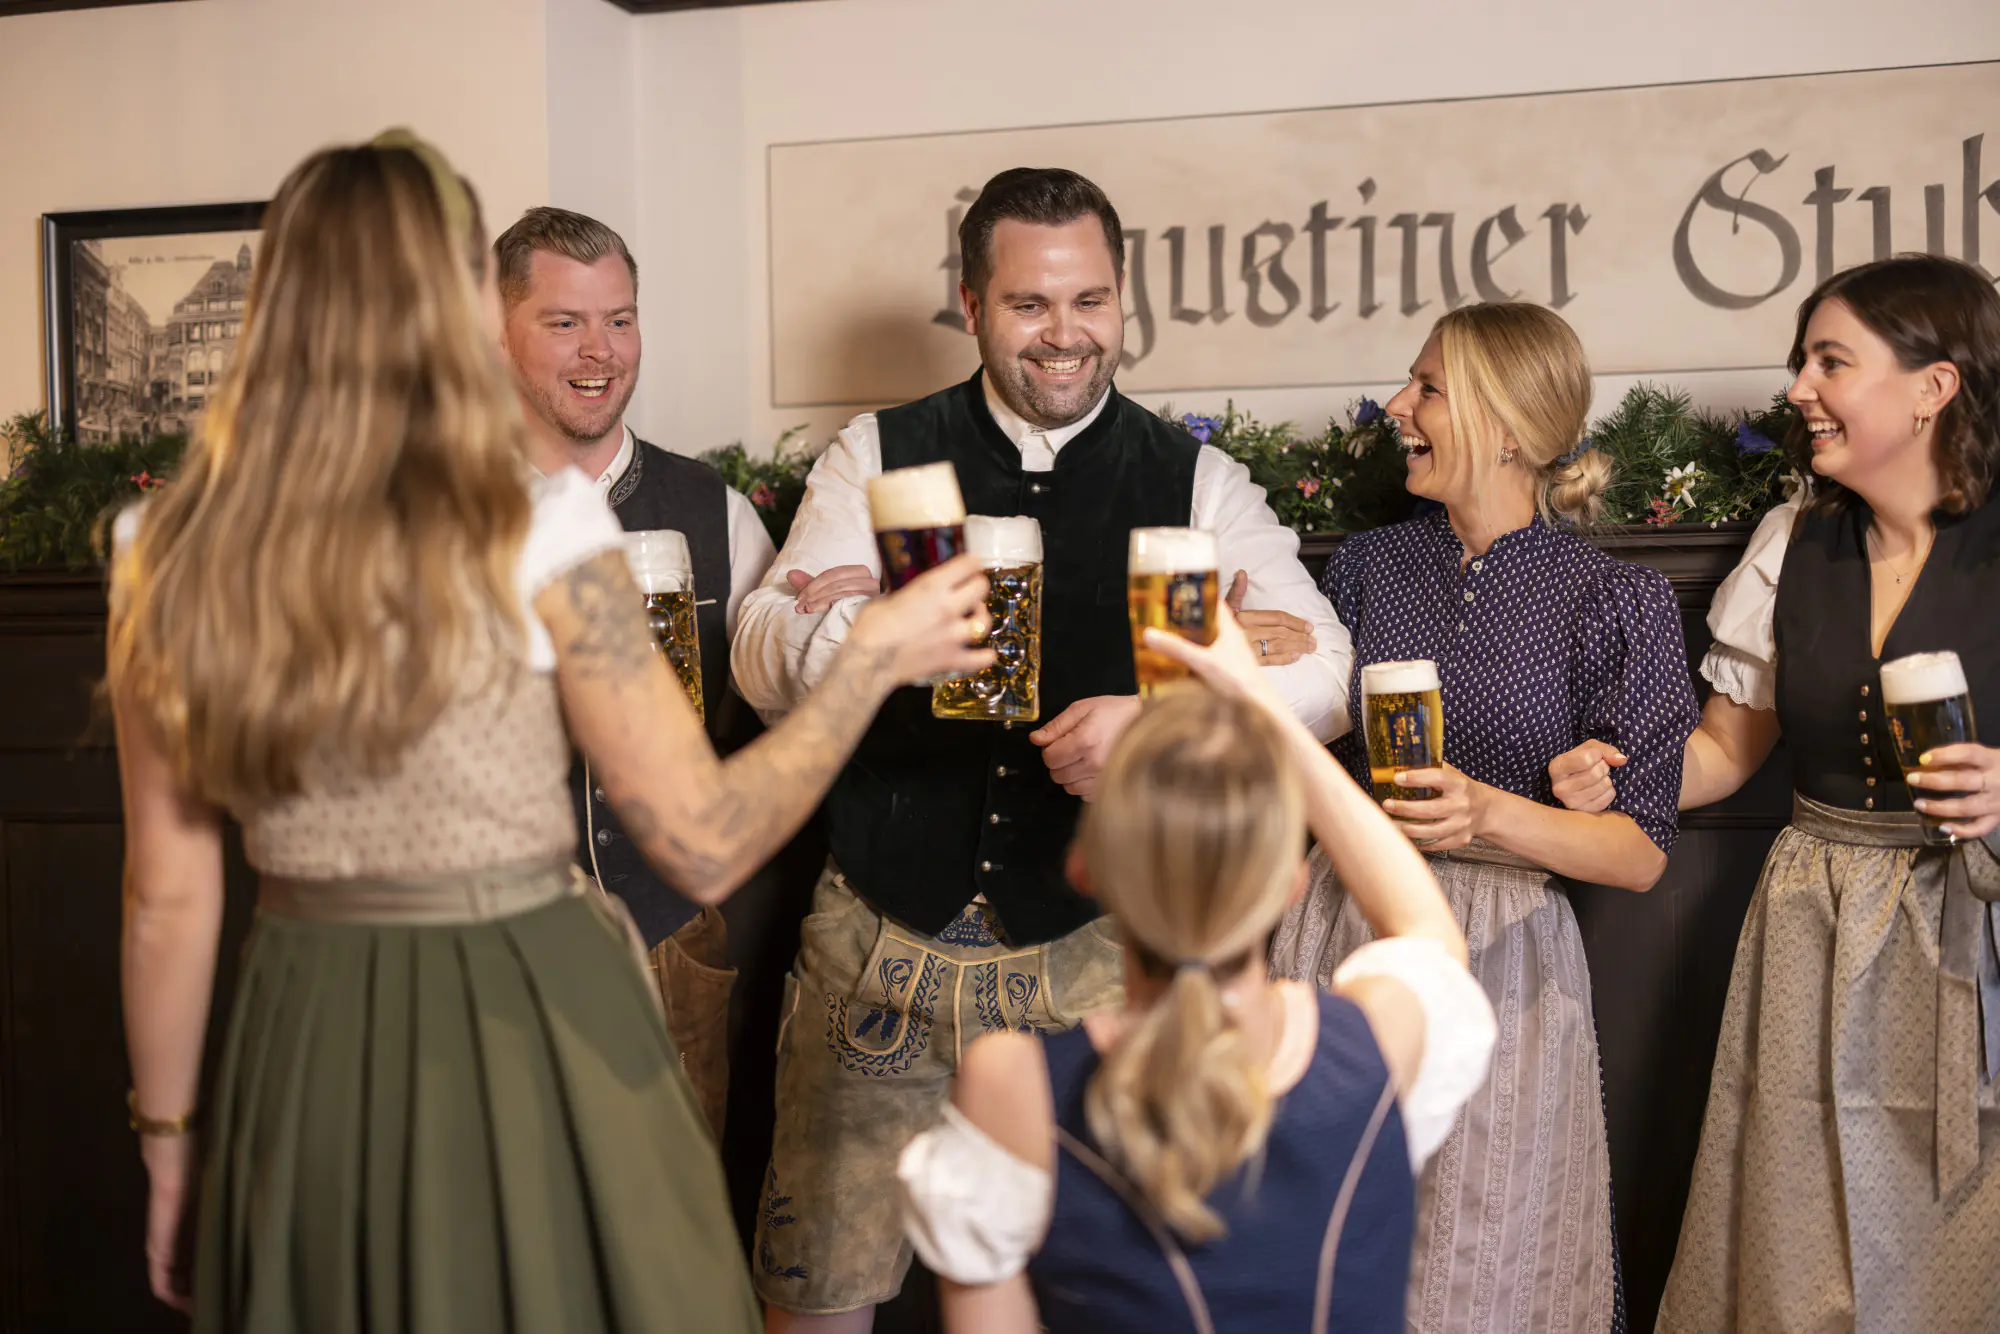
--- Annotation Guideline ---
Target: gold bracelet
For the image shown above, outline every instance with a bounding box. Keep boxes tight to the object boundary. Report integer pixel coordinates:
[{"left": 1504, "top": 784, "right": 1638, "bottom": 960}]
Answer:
[{"left": 127, "top": 1088, "right": 195, "bottom": 1137}]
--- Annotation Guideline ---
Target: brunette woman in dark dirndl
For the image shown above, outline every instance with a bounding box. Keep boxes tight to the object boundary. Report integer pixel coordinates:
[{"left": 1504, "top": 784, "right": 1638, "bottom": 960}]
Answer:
[{"left": 1551, "top": 254, "right": 2000, "bottom": 1331}]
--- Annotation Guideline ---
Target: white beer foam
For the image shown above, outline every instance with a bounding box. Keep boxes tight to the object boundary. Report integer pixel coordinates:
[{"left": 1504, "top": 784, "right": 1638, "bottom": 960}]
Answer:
[
  {"left": 1880, "top": 650, "right": 1968, "bottom": 705},
  {"left": 1361, "top": 659, "right": 1441, "bottom": 695},
  {"left": 1128, "top": 526, "right": 1218, "bottom": 575},
  {"left": 965, "top": 514, "right": 1042, "bottom": 565},
  {"left": 868, "top": 462, "right": 966, "bottom": 530},
  {"left": 623, "top": 529, "right": 692, "bottom": 595}
]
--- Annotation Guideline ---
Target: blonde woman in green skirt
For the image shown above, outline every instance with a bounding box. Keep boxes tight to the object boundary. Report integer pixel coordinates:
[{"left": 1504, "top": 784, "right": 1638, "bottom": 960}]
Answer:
[{"left": 104, "top": 133, "right": 996, "bottom": 1333}]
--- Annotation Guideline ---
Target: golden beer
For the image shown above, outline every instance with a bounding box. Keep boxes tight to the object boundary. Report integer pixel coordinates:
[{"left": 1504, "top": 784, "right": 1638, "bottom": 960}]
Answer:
[
  {"left": 934, "top": 515, "right": 1043, "bottom": 722},
  {"left": 1127, "top": 527, "right": 1219, "bottom": 695},
  {"left": 1362, "top": 660, "right": 1444, "bottom": 802},
  {"left": 868, "top": 462, "right": 968, "bottom": 592},
  {"left": 1881, "top": 650, "right": 1979, "bottom": 846},
  {"left": 624, "top": 529, "right": 704, "bottom": 721}
]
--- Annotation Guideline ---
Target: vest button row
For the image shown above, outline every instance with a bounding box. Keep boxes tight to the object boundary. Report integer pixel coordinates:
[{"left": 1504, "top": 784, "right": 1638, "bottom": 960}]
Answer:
[
  {"left": 988, "top": 813, "right": 1008, "bottom": 825},
  {"left": 593, "top": 787, "right": 607, "bottom": 803},
  {"left": 979, "top": 860, "right": 1003, "bottom": 873},
  {"left": 1027, "top": 483, "right": 1048, "bottom": 495},
  {"left": 995, "top": 765, "right": 1011, "bottom": 777},
  {"left": 595, "top": 828, "right": 613, "bottom": 846}
]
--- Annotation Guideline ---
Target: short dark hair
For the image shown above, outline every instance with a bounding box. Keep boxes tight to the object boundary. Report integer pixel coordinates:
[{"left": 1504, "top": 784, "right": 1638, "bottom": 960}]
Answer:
[
  {"left": 492, "top": 206, "right": 639, "bottom": 308},
  {"left": 958, "top": 167, "right": 1124, "bottom": 295},
  {"left": 1787, "top": 254, "right": 2000, "bottom": 515}
]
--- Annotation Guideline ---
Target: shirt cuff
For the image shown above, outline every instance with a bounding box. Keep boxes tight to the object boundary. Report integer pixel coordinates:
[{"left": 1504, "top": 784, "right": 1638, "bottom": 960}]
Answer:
[
  {"left": 1333, "top": 937, "right": 1497, "bottom": 1171},
  {"left": 898, "top": 1104, "right": 1052, "bottom": 1285}
]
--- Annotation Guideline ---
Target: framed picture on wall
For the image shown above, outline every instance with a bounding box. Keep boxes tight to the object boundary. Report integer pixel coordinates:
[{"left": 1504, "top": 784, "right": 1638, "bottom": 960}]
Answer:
[{"left": 41, "top": 201, "right": 266, "bottom": 444}]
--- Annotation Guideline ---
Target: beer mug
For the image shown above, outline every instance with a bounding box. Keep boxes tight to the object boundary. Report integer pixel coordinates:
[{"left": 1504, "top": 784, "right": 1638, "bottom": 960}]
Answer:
[
  {"left": 1127, "top": 527, "right": 1219, "bottom": 695},
  {"left": 868, "top": 461, "right": 967, "bottom": 591},
  {"left": 624, "top": 529, "right": 704, "bottom": 721},
  {"left": 1881, "top": 649, "right": 1980, "bottom": 846},
  {"left": 1361, "top": 659, "right": 1444, "bottom": 802},
  {"left": 933, "top": 515, "right": 1043, "bottom": 723}
]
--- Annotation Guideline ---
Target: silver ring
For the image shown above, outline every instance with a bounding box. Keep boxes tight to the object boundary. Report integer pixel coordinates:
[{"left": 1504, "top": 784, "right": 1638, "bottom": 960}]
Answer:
[{"left": 1258, "top": 639, "right": 1269, "bottom": 657}]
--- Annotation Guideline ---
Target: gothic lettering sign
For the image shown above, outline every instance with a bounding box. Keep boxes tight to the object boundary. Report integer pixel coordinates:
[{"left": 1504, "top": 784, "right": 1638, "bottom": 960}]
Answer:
[{"left": 767, "top": 61, "right": 2000, "bottom": 406}]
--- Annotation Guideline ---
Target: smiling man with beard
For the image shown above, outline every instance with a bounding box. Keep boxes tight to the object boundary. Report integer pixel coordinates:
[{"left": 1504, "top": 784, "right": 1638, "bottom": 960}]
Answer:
[
  {"left": 732, "top": 168, "right": 1353, "bottom": 1333},
  {"left": 494, "top": 208, "right": 784, "bottom": 1214}
]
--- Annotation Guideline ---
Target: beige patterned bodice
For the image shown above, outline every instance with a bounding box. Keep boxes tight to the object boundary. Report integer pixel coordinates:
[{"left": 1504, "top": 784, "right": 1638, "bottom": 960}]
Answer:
[{"left": 238, "top": 666, "right": 577, "bottom": 880}]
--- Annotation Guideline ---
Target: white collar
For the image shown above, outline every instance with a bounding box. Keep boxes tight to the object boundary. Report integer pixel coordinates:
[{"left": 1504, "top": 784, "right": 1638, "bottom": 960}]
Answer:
[
  {"left": 981, "top": 374, "right": 1111, "bottom": 454},
  {"left": 594, "top": 425, "right": 635, "bottom": 492}
]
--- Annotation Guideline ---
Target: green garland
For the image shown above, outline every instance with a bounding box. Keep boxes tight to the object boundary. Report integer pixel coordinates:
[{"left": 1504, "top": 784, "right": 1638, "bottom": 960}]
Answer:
[
  {"left": 0, "top": 412, "right": 184, "bottom": 571},
  {"left": 0, "top": 383, "right": 1806, "bottom": 572}
]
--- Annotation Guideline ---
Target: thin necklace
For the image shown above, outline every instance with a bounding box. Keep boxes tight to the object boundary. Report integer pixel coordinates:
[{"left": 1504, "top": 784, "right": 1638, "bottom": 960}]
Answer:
[{"left": 1868, "top": 522, "right": 1935, "bottom": 585}]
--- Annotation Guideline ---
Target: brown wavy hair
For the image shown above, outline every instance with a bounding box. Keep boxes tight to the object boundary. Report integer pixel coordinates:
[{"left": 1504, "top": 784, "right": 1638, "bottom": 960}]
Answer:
[
  {"left": 1076, "top": 689, "right": 1306, "bottom": 1242},
  {"left": 106, "top": 138, "right": 534, "bottom": 809},
  {"left": 1785, "top": 254, "right": 2000, "bottom": 517}
]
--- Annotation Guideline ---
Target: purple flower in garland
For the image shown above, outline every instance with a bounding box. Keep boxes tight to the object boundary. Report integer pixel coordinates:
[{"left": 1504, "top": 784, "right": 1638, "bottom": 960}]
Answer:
[
  {"left": 1734, "top": 420, "right": 1779, "bottom": 456},
  {"left": 1180, "top": 414, "right": 1222, "bottom": 444},
  {"left": 1353, "top": 397, "right": 1385, "bottom": 426}
]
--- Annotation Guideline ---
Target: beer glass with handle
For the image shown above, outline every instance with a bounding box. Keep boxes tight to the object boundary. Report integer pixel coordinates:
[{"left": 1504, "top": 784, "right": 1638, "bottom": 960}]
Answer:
[
  {"left": 868, "top": 461, "right": 968, "bottom": 590},
  {"left": 933, "top": 515, "right": 1043, "bottom": 723},
  {"left": 623, "top": 529, "right": 704, "bottom": 721},
  {"left": 1361, "top": 659, "right": 1444, "bottom": 803},
  {"left": 1127, "top": 527, "right": 1220, "bottom": 695},
  {"left": 1881, "top": 649, "right": 1980, "bottom": 846}
]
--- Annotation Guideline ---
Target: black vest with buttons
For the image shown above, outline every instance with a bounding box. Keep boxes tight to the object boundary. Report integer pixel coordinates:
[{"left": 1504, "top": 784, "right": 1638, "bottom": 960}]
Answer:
[
  {"left": 1775, "top": 495, "right": 2000, "bottom": 813},
  {"left": 569, "top": 438, "right": 759, "bottom": 946},
  {"left": 825, "top": 370, "right": 1202, "bottom": 945}
]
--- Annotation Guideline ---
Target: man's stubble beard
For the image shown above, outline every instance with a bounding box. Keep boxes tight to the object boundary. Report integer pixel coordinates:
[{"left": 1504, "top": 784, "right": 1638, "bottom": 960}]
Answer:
[
  {"left": 978, "top": 327, "right": 1120, "bottom": 432},
  {"left": 514, "top": 366, "right": 637, "bottom": 446}
]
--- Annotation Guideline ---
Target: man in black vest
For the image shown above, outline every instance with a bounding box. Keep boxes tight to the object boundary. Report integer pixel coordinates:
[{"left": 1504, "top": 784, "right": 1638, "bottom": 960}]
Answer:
[
  {"left": 734, "top": 169, "right": 1352, "bottom": 1330},
  {"left": 495, "top": 208, "right": 797, "bottom": 1229}
]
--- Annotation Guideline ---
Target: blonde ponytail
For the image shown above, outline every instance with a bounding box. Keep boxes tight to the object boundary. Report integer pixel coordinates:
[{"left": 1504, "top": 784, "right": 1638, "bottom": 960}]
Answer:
[{"left": 1076, "top": 690, "right": 1305, "bottom": 1243}]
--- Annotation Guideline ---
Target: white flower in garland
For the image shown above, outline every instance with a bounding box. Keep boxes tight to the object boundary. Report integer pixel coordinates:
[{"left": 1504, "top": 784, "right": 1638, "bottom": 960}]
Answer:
[{"left": 1662, "top": 462, "right": 1704, "bottom": 509}]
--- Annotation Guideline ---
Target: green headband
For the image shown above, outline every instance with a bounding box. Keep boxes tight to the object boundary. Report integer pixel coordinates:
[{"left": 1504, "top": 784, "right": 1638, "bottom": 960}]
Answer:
[{"left": 370, "top": 127, "right": 473, "bottom": 248}]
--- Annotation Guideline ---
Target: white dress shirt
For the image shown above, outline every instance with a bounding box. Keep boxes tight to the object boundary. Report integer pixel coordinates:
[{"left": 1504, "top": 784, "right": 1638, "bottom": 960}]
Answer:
[
  {"left": 598, "top": 426, "right": 776, "bottom": 639},
  {"left": 731, "top": 381, "right": 1353, "bottom": 741}
]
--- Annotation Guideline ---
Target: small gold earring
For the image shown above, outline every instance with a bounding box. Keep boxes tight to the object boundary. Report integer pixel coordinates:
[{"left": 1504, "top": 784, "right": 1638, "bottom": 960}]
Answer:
[
  {"left": 1914, "top": 413, "right": 1932, "bottom": 437},
  {"left": 1499, "top": 448, "right": 1516, "bottom": 465}
]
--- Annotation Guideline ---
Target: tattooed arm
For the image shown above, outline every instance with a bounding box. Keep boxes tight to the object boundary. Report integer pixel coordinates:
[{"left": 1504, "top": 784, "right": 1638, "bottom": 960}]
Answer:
[{"left": 537, "top": 548, "right": 994, "bottom": 904}]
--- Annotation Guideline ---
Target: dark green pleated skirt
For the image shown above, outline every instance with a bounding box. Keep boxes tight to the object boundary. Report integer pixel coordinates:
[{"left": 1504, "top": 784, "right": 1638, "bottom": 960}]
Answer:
[{"left": 191, "top": 891, "right": 761, "bottom": 1333}]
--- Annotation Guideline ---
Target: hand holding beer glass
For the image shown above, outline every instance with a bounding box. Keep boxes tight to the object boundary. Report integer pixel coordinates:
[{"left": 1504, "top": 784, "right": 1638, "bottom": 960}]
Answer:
[
  {"left": 933, "top": 515, "right": 1043, "bottom": 722},
  {"left": 1362, "top": 661, "right": 1445, "bottom": 803},
  {"left": 1127, "top": 527, "right": 1220, "bottom": 695},
  {"left": 866, "top": 462, "right": 988, "bottom": 683},
  {"left": 624, "top": 529, "right": 705, "bottom": 721},
  {"left": 1881, "top": 650, "right": 1986, "bottom": 845}
]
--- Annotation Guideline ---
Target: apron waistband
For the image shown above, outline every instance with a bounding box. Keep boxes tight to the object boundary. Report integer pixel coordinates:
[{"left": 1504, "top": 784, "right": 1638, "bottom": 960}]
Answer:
[{"left": 258, "top": 856, "right": 584, "bottom": 926}]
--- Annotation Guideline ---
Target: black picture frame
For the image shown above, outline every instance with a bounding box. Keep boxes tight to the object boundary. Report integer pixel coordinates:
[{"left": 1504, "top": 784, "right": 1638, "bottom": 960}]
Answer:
[{"left": 41, "top": 200, "right": 266, "bottom": 440}]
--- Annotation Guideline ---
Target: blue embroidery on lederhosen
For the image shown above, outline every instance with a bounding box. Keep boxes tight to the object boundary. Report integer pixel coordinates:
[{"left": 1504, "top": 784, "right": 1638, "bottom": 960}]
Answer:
[
  {"left": 972, "top": 961, "right": 1049, "bottom": 1034},
  {"left": 934, "top": 901, "right": 1005, "bottom": 947},
  {"left": 757, "top": 1163, "right": 810, "bottom": 1280},
  {"left": 826, "top": 951, "right": 944, "bottom": 1076}
]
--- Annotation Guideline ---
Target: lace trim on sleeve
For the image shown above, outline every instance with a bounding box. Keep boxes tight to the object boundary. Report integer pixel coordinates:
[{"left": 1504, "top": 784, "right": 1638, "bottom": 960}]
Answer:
[
  {"left": 897, "top": 1103, "right": 1052, "bottom": 1285},
  {"left": 1699, "top": 643, "right": 1777, "bottom": 712}
]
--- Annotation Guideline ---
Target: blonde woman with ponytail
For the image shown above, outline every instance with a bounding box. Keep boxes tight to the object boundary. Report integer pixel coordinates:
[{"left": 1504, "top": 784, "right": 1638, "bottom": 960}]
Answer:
[
  {"left": 898, "top": 604, "right": 1496, "bottom": 1334},
  {"left": 1271, "top": 302, "right": 1701, "bottom": 1332},
  {"left": 107, "top": 133, "right": 994, "bottom": 1333}
]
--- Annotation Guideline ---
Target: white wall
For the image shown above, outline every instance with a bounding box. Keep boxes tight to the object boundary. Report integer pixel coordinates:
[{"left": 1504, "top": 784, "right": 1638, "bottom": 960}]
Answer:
[
  {"left": 630, "top": 0, "right": 2000, "bottom": 456},
  {"left": 0, "top": 0, "right": 550, "bottom": 423}
]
